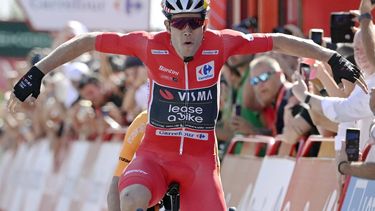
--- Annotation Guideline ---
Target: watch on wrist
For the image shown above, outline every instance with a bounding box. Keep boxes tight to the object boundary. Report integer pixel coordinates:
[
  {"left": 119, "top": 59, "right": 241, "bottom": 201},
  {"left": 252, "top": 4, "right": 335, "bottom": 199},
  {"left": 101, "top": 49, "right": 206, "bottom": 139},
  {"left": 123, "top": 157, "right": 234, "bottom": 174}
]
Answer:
[
  {"left": 359, "top": 13, "right": 373, "bottom": 22},
  {"left": 301, "top": 93, "right": 311, "bottom": 110}
]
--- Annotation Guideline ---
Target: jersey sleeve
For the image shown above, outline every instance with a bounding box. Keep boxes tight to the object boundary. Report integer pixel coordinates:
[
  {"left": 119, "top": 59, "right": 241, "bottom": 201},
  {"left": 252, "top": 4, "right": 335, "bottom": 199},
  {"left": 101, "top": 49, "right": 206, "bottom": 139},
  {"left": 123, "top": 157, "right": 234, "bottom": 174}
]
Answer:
[
  {"left": 95, "top": 31, "right": 149, "bottom": 59},
  {"left": 221, "top": 29, "right": 273, "bottom": 59}
]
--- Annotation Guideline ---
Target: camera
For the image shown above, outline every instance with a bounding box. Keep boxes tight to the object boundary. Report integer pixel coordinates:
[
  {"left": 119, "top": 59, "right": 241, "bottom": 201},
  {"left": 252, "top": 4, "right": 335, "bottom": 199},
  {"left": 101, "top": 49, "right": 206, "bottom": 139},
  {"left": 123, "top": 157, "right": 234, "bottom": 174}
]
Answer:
[
  {"left": 345, "top": 128, "right": 360, "bottom": 161},
  {"left": 309, "top": 28, "right": 323, "bottom": 46},
  {"left": 330, "top": 12, "right": 355, "bottom": 43}
]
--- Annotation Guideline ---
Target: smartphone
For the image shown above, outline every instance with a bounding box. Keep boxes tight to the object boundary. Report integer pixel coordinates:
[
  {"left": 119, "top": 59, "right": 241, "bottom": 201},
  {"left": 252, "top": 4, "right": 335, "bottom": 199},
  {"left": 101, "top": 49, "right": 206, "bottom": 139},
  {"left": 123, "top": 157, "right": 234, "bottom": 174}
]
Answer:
[
  {"left": 330, "top": 12, "right": 355, "bottom": 43},
  {"left": 299, "top": 63, "right": 311, "bottom": 83},
  {"left": 309, "top": 28, "right": 324, "bottom": 46},
  {"left": 235, "top": 104, "right": 241, "bottom": 116},
  {"left": 345, "top": 128, "right": 360, "bottom": 161}
]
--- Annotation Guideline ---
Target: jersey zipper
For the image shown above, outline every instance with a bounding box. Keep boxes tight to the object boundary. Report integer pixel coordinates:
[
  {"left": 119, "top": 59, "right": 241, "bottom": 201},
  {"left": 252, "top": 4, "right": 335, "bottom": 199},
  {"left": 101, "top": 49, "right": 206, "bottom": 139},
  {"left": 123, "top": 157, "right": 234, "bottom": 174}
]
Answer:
[{"left": 179, "top": 62, "right": 189, "bottom": 155}]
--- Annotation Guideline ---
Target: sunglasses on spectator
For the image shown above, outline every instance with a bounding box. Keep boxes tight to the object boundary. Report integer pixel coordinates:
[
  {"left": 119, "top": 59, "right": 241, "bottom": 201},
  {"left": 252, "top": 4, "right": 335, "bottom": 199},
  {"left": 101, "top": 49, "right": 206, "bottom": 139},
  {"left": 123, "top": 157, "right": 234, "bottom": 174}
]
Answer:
[
  {"left": 249, "top": 71, "right": 276, "bottom": 86},
  {"left": 170, "top": 17, "right": 205, "bottom": 30}
]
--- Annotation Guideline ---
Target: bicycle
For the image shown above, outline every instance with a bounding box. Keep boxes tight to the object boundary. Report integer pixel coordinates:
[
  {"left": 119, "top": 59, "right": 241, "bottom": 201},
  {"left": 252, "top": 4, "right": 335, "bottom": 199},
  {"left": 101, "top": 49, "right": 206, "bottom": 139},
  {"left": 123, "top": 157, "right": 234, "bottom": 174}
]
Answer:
[{"left": 143, "top": 183, "right": 236, "bottom": 211}]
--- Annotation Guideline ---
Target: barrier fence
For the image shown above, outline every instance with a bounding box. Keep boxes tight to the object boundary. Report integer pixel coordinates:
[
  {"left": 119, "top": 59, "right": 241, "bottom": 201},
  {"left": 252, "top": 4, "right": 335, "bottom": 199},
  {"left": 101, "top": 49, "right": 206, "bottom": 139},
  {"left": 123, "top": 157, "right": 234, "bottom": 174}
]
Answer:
[
  {"left": 0, "top": 136, "right": 374, "bottom": 211},
  {"left": 0, "top": 140, "right": 121, "bottom": 211}
]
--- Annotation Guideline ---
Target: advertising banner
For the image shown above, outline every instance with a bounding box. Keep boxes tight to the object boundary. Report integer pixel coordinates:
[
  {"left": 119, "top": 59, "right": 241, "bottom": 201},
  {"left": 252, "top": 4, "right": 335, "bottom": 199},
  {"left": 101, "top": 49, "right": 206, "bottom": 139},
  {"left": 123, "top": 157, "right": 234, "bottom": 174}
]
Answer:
[
  {"left": 281, "top": 158, "right": 340, "bottom": 211},
  {"left": 243, "top": 157, "right": 296, "bottom": 211},
  {"left": 18, "top": 0, "right": 151, "bottom": 31},
  {"left": 341, "top": 177, "right": 375, "bottom": 211},
  {"left": 221, "top": 155, "right": 263, "bottom": 207}
]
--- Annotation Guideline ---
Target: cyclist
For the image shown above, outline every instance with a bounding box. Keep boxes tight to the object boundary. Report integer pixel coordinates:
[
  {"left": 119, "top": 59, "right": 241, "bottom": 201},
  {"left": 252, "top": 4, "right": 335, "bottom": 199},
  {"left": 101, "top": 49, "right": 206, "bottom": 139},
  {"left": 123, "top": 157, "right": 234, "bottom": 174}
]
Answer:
[
  {"left": 8, "top": 0, "right": 367, "bottom": 210},
  {"left": 108, "top": 110, "right": 221, "bottom": 211}
]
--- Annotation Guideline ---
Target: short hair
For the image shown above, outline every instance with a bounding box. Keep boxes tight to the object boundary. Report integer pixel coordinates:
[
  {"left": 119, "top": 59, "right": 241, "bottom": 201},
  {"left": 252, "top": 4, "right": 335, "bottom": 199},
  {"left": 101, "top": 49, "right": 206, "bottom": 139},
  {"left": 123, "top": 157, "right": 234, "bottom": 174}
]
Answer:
[
  {"left": 78, "top": 75, "right": 99, "bottom": 89},
  {"left": 250, "top": 55, "right": 286, "bottom": 82},
  {"left": 250, "top": 55, "right": 281, "bottom": 72},
  {"left": 124, "top": 56, "right": 143, "bottom": 70}
]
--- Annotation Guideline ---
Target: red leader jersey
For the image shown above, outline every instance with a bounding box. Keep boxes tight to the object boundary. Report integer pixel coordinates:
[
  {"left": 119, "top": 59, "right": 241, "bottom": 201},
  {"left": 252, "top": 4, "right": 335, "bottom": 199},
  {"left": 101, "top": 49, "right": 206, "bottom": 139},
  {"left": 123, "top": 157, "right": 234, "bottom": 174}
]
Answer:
[
  {"left": 95, "top": 29, "right": 273, "bottom": 211},
  {"left": 96, "top": 29, "right": 272, "bottom": 155}
]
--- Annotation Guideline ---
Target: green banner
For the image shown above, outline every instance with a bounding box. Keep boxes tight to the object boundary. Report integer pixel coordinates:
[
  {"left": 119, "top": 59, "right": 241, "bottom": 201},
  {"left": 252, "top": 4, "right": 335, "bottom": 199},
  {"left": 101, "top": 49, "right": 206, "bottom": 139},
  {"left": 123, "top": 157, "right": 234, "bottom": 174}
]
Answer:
[{"left": 0, "top": 22, "right": 52, "bottom": 57}]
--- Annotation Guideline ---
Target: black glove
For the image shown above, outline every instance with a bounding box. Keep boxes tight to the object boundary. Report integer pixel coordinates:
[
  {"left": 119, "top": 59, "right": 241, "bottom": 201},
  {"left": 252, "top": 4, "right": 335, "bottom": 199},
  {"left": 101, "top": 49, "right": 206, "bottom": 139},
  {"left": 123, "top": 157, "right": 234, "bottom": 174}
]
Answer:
[
  {"left": 13, "top": 66, "right": 45, "bottom": 102},
  {"left": 328, "top": 53, "right": 361, "bottom": 84}
]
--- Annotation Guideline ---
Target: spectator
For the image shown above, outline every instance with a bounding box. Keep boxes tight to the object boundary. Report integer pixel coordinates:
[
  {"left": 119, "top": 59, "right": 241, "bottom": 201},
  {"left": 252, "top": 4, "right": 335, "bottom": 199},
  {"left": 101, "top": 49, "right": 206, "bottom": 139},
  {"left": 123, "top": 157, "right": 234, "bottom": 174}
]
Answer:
[
  {"left": 337, "top": 118, "right": 375, "bottom": 179},
  {"left": 291, "top": 29, "right": 375, "bottom": 151},
  {"left": 248, "top": 55, "right": 315, "bottom": 140},
  {"left": 301, "top": 52, "right": 356, "bottom": 148},
  {"left": 75, "top": 75, "right": 125, "bottom": 140},
  {"left": 51, "top": 61, "right": 91, "bottom": 109},
  {"left": 121, "top": 56, "right": 148, "bottom": 123},
  {"left": 216, "top": 25, "right": 264, "bottom": 154},
  {"left": 336, "top": 0, "right": 375, "bottom": 180}
]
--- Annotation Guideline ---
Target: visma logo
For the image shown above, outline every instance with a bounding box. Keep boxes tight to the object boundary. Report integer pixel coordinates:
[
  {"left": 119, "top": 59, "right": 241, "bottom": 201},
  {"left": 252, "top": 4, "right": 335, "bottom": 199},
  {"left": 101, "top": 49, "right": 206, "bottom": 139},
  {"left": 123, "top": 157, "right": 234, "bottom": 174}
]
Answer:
[
  {"left": 159, "top": 89, "right": 174, "bottom": 100},
  {"left": 196, "top": 61, "right": 214, "bottom": 81}
]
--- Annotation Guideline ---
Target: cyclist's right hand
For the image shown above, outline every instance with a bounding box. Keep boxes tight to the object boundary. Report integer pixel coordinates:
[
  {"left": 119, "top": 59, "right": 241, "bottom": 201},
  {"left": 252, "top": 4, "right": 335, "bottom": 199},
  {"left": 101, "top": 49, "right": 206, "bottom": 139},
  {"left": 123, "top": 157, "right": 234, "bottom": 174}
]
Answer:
[{"left": 7, "top": 66, "right": 45, "bottom": 112}]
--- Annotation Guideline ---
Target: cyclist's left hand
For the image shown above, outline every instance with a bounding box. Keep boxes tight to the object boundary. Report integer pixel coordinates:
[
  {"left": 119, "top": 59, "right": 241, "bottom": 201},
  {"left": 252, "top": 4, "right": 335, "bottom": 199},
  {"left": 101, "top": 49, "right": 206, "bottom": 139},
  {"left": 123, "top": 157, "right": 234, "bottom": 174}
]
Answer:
[{"left": 327, "top": 53, "right": 368, "bottom": 93}]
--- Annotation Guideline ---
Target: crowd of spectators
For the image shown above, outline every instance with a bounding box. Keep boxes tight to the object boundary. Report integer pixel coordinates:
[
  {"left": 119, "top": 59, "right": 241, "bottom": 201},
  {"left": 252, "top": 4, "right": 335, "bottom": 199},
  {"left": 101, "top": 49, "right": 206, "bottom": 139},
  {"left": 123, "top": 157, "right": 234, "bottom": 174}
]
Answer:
[{"left": 0, "top": 20, "right": 149, "bottom": 170}]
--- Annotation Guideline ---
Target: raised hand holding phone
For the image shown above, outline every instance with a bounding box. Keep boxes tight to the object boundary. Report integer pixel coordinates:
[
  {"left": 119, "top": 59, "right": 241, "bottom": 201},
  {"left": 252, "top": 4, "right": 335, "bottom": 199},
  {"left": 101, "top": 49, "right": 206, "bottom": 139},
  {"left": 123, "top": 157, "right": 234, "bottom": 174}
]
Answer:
[{"left": 345, "top": 128, "right": 360, "bottom": 161}]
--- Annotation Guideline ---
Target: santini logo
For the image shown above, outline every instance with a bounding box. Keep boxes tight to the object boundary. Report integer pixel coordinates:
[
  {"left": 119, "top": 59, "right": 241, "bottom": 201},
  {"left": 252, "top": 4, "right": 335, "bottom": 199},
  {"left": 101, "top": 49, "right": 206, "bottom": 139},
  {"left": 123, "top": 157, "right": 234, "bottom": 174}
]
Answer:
[
  {"left": 196, "top": 61, "right": 214, "bottom": 81},
  {"left": 159, "top": 65, "right": 179, "bottom": 76}
]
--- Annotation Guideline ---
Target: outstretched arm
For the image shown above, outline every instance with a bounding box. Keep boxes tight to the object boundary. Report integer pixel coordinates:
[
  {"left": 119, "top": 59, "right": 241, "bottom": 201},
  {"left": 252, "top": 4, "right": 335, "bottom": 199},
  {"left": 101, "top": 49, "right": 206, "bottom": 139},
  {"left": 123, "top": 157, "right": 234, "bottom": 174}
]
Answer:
[
  {"left": 37, "top": 32, "right": 99, "bottom": 74},
  {"left": 271, "top": 33, "right": 333, "bottom": 62},
  {"left": 270, "top": 33, "right": 367, "bottom": 93},
  {"left": 7, "top": 32, "right": 100, "bottom": 111}
]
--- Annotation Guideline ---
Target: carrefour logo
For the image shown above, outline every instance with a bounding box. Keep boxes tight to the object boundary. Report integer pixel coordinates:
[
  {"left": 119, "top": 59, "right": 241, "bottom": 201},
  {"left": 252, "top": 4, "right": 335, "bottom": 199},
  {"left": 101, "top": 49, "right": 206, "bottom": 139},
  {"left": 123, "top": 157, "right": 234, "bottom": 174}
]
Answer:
[
  {"left": 156, "top": 130, "right": 208, "bottom": 140},
  {"left": 196, "top": 61, "right": 214, "bottom": 81}
]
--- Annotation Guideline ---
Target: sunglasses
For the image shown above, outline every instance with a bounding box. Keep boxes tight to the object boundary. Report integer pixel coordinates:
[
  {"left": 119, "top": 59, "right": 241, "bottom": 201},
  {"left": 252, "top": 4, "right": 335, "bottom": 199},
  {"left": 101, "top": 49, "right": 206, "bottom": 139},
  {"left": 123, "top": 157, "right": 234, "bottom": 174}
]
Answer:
[
  {"left": 170, "top": 17, "right": 205, "bottom": 30},
  {"left": 249, "top": 71, "right": 275, "bottom": 86}
]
